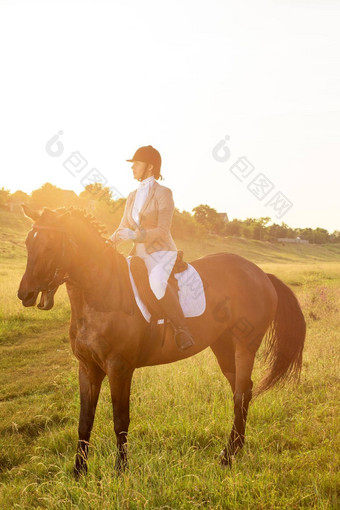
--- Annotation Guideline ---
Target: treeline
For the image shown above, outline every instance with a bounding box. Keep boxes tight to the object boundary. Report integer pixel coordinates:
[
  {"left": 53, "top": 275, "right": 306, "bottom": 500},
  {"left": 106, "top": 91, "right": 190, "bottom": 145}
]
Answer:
[
  {"left": 191, "top": 205, "right": 339, "bottom": 244},
  {"left": 1, "top": 184, "right": 339, "bottom": 244}
]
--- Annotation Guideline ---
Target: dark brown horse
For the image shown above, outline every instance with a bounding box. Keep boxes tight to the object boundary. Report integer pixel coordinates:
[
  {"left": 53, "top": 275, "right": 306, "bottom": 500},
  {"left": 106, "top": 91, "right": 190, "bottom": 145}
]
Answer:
[{"left": 18, "top": 205, "right": 306, "bottom": 477}]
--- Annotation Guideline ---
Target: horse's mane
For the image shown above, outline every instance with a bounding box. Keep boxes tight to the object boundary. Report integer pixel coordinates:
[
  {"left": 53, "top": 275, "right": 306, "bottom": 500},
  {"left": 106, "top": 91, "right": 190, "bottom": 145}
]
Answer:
[{"left": 53, "top": 207, "right": 108, "bottom": 238}]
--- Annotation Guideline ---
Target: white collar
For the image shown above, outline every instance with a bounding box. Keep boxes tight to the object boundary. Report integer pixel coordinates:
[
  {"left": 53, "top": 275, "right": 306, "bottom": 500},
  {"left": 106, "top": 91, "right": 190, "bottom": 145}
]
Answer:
[{"left": 138, "top": 175, "right": 155, "bottom": 188}]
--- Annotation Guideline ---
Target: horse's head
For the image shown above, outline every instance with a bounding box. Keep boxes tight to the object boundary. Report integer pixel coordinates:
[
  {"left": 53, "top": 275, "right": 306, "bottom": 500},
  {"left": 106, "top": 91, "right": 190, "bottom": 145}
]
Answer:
[{"left": 18, "top": 205, "right": 71, "bottom": 310}]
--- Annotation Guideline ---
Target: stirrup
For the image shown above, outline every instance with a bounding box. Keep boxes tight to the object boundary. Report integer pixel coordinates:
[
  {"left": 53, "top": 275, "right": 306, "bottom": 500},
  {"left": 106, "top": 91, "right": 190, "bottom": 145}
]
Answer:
[{"left": 174, "top": 326, "right": 195, "bottom": 352}]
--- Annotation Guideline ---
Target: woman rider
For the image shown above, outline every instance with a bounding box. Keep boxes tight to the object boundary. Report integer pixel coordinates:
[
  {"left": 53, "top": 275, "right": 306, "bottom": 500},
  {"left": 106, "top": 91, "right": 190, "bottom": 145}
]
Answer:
[{"left": 110, "top": 145, "right": 195, "bottom": 351}]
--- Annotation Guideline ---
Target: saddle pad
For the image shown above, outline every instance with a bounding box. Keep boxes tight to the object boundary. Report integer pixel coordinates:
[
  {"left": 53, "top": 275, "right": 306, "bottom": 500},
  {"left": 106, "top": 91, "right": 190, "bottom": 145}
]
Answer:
[{"left": 126, "top": 257, "right": 206, "bottom": 324}]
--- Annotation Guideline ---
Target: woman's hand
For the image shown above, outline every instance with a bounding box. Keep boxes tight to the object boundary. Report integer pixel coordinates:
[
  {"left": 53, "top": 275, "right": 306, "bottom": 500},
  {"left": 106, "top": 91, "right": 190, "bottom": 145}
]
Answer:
[
  {"left": 110, "top": 227, "right": 146, "bottom": 243},
  {"left": 133, "top": 227, "right": 147, "bottom": 243},
  {"left": 113, "top": 228, "right": 136, "bottom": 241}
]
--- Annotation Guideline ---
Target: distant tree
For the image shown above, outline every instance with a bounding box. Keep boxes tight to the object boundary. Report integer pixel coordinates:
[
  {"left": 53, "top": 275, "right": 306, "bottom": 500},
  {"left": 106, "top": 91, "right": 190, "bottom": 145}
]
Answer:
[
  {"left": 172, "top": 208, "right": 206, "bottom": 239},
  {"left": 267, "top": 222, "right": 295, "bottom": 240},
  {"left": 192, "top": 204, "right": 224, "bottom": 234},
  {"left": 247, "top": 217, "right": 271, "bottom": 240},
  {"left": 243, "top": 217, "right": 257, "bottom": 226},
  {"left": 224, "top": 218, "right": 243, "bottom": 236},
  {"left": 280, "top": 222, "right": 296, "bottom": 238},
  {"left": 109, "top": 197, "right": 126, "bottom": 215},
  {"left": 330, "top": 230, "right": 340, "bottom": 243},
  {"left": 192, "top": 204, "right": 212, "bottom": 225},
  {"left": 76, "top": 184, "right": 127, "bottom": 230},
  {"left": 268, "top": 223, "right": 286, "bottom": 241},
  {"left": 79, "top": 183, "right": 113, "bottom": 204},
  {"left": 297, "top": 227, "right": 314, "bottom": 243},
  {"left": 258, "top": 217, "right": 271, "bottom": 227},
  {"left": 313, "top": 227, "right": 330, "bottom": 244},
  {"left": 296, "top": 227, "right": 329, "bottom": 244},
  {"left": 0, "top": 187, "right": 10, "bottom": 208},
  {"left": 30, "top": 183, "right": 71, "bottom": 209},
  {"left": 9, "top": 190, "right": 30, "bottom": 204}
]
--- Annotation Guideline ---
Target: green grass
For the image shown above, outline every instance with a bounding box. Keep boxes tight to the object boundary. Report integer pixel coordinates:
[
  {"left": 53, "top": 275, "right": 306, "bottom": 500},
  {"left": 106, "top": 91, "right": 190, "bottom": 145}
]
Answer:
[{"left": 0, "top": 211, "right": 339, "bottom": 509}]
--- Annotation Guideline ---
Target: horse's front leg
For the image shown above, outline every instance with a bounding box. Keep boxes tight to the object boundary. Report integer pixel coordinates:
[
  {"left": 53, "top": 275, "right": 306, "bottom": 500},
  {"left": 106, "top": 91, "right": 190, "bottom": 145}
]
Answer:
[
  {"left": 107, "top": 356, "right": 134, "bottom": 472},
  {"left": 74, "top": 361, "right": 105, "bottom": 478}
]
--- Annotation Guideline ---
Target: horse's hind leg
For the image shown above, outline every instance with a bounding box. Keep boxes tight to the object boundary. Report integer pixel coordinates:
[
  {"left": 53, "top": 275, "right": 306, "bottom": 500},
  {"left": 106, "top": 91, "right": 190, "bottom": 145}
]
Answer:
[
  {"left": 210, "top": 331, "right": 235, "bottom": 393},
  {"left": 74, "top": 362, "right": 105, "bottom": 478},
  {"left": 220, "top": 340, "right": 255, "bottom": 467}
]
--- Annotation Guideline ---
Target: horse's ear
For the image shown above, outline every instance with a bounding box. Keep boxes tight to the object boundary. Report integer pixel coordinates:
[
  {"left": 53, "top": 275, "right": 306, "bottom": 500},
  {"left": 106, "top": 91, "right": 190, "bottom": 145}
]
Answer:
[{"left": 22, "top": 204, "right": 40, "bottom": 222}]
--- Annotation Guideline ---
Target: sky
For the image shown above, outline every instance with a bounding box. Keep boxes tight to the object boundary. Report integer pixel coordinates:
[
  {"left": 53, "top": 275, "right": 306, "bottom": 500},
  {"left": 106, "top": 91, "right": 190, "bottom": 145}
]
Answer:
[{"left": 0, "top": 0, "right": 339, "bottom": 232}]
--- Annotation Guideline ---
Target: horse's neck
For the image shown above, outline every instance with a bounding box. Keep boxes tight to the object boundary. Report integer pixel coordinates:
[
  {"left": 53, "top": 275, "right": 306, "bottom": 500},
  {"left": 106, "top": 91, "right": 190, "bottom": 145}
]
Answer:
[
  {"left": 65, "top": 228, "right": 105, "bottom": 276},
  {"left": 68, "top": 243, "right": 134, "bottom": 315}
]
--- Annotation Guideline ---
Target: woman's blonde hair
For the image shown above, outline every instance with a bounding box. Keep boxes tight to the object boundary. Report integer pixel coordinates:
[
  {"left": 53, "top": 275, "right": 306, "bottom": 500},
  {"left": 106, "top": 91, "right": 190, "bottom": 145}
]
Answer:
[{"left": 153, "top": 166, "right": 164, "bottom": 181}]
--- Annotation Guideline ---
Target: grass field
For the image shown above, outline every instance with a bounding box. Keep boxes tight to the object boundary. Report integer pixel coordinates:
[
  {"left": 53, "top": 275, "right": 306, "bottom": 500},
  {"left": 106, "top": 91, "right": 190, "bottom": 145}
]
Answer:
[{"left": 0, "top": 210, "right": 339, "bottom": 509}]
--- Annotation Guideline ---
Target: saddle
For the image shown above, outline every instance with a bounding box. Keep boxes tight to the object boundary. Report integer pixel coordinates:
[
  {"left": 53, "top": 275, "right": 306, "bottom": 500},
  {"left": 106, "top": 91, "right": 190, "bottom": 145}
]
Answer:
[{"left": 129, "top": 250, "right": 188, "bottom": 328}]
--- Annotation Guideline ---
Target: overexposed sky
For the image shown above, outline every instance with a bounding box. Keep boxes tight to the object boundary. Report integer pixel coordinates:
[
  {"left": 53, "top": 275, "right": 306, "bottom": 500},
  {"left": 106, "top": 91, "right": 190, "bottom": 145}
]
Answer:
[{"left": 1, "top": 0, "right": 339, "bottom": 232}]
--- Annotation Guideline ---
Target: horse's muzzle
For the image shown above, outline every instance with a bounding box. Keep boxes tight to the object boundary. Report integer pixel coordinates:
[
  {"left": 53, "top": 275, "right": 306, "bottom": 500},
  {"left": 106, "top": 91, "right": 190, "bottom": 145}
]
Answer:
[{"left": 18, "top": 290, "right": 39, "bottom": 307}]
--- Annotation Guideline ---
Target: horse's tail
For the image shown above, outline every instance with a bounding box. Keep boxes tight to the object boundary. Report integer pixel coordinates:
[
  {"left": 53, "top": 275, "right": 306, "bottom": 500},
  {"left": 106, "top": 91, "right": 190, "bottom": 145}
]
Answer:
[{"left": 255, "top": 273, "right": 306, "bottom": 395}]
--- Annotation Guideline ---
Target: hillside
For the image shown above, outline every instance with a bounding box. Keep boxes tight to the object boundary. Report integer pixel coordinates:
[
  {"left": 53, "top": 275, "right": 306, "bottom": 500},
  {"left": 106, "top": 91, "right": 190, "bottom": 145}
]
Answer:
[{"left": 1, "top": 209, "right": 340, "bottom": 265}]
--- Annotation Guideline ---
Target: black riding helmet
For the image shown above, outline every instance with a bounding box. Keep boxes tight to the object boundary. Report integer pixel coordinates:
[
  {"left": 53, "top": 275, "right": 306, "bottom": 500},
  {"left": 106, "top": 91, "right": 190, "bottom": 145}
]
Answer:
[{"left": 126, "top": 145, "right": 162, "bottom": 180}]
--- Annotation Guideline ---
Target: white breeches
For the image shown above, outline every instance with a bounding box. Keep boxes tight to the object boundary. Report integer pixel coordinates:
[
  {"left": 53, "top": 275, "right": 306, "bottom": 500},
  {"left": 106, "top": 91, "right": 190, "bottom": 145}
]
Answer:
[{"left": 135, "top": 243, "right": 177, "bottom": 300}]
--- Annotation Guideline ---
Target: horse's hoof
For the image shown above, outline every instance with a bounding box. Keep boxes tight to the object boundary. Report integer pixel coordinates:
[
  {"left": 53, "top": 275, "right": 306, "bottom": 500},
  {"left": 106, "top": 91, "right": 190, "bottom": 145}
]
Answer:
[
  {"left": 219, "top": 449, "right": 232, "bottom": 469},
  {"left": 73, "top": 463, "right": 88, "bottom": 480},
  {"left": 115, "top": 458, "right": 128, "bottom": 474}
]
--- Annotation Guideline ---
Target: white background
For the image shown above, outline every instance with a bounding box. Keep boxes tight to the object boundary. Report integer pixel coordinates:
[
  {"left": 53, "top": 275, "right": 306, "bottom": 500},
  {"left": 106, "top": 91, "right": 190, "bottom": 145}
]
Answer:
[{"left": 1, "top": 0, "right": 339, "bottom": 231}]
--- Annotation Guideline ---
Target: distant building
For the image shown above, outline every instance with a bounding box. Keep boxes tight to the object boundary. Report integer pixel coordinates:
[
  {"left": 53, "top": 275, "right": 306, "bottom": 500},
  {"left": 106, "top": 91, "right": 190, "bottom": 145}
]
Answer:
[
  {"left": 218, "top": 212, "right": 229, "bottom": 222},
  {"left": 278, "top": 237, "right": 309, "bottom": 244}
]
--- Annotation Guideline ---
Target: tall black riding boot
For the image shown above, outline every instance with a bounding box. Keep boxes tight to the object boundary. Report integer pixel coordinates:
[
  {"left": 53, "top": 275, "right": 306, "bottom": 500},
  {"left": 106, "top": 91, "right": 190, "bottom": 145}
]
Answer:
[{"left": 158, "top": 283, "right": 195, "bottom": 351}]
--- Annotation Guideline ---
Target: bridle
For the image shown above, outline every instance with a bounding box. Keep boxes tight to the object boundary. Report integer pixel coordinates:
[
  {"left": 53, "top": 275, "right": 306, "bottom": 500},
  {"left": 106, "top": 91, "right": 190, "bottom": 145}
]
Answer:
[
  {"left": 30, "top": 223, "right": 134, "bottom": 314},
  {"left": 31, "top": 224, "right": 74, "bottom": 293},
  {"left": 31, "top": 224, "right": 112, "bottom": 292}
]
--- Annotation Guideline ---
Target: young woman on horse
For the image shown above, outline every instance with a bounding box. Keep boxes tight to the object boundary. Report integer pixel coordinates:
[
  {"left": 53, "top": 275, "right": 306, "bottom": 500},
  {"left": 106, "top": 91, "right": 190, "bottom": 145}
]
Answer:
[
  {"left": 110, "top": 145, "right": 195, "bottom": 352},
  {"left": 19, "top": 166, "right": 306, "bottom": 474}
]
